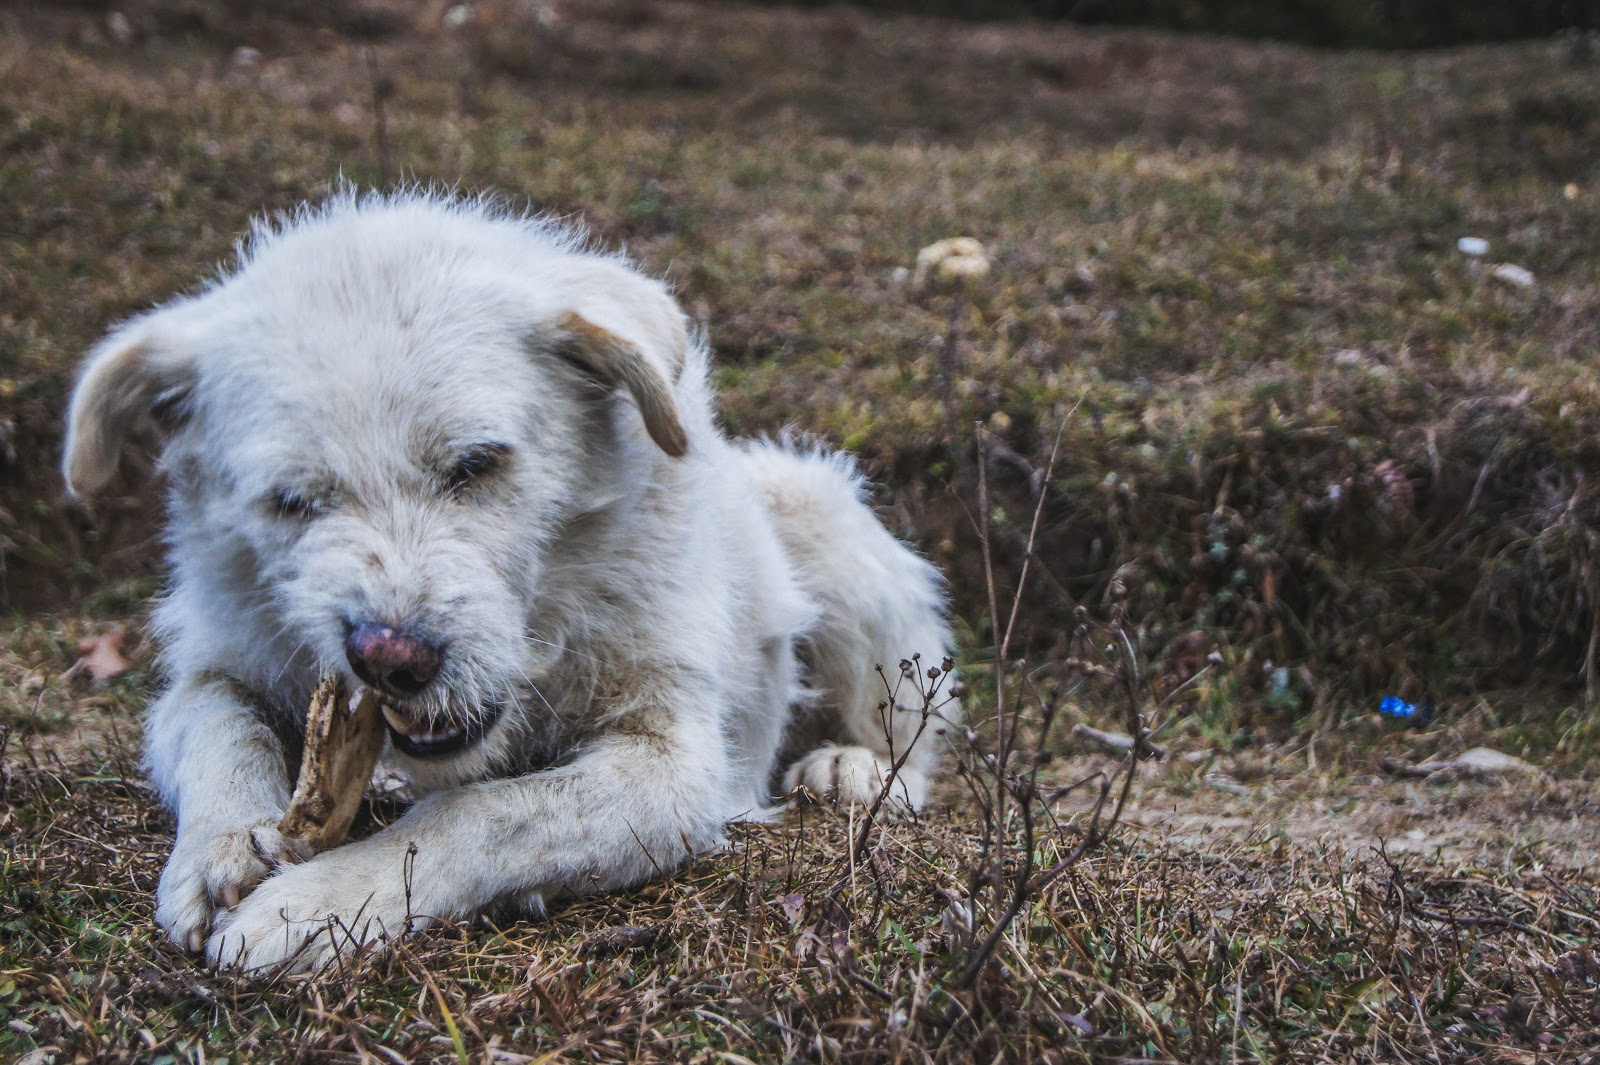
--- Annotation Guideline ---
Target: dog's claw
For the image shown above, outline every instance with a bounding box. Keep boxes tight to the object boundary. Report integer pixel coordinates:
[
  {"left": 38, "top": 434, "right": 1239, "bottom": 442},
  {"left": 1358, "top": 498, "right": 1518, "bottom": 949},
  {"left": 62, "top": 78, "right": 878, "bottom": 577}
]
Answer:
[{"left": 156, "top": 819, "right": 300, "bottom": 954}]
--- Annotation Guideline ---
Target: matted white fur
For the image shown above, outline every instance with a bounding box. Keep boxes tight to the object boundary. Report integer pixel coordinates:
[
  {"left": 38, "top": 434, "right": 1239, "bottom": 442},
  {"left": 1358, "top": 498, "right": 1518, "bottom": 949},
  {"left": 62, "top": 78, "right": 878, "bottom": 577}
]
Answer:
[{"left": 62, "top": 191, "right": 959, "bottom": 972}]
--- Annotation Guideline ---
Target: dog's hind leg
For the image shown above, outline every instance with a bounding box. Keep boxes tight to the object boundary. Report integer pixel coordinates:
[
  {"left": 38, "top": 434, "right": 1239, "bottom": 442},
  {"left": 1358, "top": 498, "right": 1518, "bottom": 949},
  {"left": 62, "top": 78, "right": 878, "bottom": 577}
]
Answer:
[{"left": 740, "top": 442, "right": 959, "bottom": 810}]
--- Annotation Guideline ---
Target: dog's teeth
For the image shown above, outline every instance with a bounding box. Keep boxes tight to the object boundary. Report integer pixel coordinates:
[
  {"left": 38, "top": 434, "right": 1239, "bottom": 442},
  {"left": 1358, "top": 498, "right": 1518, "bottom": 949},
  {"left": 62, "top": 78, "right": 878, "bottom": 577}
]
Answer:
[{"left": 380, "top": 703, "right": 463, "bottom": 745}]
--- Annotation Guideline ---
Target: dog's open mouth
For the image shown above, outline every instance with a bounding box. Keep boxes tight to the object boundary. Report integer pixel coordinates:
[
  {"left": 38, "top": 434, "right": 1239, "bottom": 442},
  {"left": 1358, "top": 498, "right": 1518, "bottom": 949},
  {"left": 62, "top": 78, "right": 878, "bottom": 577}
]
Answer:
[{"left": 381, "top": 701, "right": 502, "bottom": 758}]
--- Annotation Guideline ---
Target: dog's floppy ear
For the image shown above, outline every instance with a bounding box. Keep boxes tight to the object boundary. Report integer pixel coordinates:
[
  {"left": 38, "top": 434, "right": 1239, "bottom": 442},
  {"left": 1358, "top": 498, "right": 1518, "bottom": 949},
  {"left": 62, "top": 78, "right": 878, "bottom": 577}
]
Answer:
[
  {"left": 62, "top": 315, "right": 198, "bottom": 497},
  {"left": 553, "top": 269, "right": 690, "bottom": 458}
]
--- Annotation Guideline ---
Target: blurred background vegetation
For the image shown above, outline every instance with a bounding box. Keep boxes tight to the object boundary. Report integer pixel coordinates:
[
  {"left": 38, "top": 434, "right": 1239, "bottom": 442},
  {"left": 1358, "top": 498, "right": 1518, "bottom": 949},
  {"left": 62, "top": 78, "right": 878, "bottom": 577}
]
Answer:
[
  {"left": 3, "top": 0, "right": 1600, "bottom": 751},
  {"left": 767, "top": 0, "right": 1596, "bottom": 48}
]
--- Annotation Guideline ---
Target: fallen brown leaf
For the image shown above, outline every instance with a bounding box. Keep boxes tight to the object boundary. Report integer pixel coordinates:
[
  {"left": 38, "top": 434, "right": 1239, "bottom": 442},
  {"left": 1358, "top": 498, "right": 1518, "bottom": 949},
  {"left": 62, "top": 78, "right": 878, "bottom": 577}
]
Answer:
[{"left": 71, "top": 628, "right": 129, "bottom": 681}]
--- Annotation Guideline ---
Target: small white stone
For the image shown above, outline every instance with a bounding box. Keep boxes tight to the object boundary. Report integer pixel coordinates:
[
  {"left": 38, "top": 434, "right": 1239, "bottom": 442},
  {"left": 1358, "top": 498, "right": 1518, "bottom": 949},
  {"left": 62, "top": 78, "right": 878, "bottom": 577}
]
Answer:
[
  {"left": 913, "top": 237, "right": 990, "bottom": 289},
  {"left": 1331, "top": 348, "right": 1364, "bottom": 367},
  {"left": 444, "top": 4, "right": 472, "bottom": 28},
  {"left": 1490, "top": 263, "right": 1535, "bottom": 290},
  {"left": 1405, "top": 746, "right": 1543, "bottom": 780},
  {"left": 1456, "top": 236, "right": 1490, "bottom": 257},
  {"left": 1452, "top": 747, "right": 1536, "bottom": 774}
]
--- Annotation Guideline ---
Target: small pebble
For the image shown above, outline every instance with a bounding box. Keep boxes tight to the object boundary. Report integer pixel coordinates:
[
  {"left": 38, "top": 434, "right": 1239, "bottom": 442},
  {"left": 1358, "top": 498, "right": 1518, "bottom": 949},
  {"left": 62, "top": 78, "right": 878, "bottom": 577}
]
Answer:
[{"left": 1457, "top": 236, "right": 1489, "bottom": 257}]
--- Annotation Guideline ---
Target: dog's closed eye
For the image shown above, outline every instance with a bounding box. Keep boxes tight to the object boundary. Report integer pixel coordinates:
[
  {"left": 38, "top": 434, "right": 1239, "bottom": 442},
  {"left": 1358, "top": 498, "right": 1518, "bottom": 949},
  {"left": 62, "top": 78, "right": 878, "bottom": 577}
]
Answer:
[
  {"left": 444, "top": 443, "right": 512, "bottom": 498},
  {"left": 268, "top": 487, "right": 325, "bottom": 521}
]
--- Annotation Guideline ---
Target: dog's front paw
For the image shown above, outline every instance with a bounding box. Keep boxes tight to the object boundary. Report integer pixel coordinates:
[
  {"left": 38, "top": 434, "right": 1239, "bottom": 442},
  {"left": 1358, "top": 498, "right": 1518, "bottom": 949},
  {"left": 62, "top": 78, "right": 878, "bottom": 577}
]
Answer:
[
  {"left": 784, "top": 744, "right": 924, "bottom": 810},
  {"left": 204, "top": 851, "right": 413, "bottom": 972},
  {"left": 157, "top": 821, "right": 311, "bottom": 953}
]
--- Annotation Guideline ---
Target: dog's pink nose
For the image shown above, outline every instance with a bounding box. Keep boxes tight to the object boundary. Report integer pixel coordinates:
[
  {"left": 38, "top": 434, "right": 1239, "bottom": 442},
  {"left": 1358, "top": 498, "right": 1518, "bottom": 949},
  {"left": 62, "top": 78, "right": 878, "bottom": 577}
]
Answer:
[{"left": 345, "top": 622, "right": 443, "bottom": 696}]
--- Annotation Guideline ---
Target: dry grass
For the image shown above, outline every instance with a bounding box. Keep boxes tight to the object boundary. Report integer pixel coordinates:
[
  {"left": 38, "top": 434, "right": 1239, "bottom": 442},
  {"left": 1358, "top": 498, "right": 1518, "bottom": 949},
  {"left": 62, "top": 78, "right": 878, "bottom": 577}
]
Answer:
[
  {"left": 4, "top": 1, "right": 1600, "bottom": 1061},
  {"left": 4, "top": 531, "right": 1597, "bottom": 1065},
  {"left": 5, "top": 717, "right": 1599, "bottom": 1063}
]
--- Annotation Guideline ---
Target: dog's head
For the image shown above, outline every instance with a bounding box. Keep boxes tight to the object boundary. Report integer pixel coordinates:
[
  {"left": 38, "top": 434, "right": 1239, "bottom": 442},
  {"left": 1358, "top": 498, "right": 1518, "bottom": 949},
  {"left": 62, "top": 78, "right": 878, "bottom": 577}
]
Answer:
[{"left": 63, "top": 194, "right": 692, "bottom": 770}]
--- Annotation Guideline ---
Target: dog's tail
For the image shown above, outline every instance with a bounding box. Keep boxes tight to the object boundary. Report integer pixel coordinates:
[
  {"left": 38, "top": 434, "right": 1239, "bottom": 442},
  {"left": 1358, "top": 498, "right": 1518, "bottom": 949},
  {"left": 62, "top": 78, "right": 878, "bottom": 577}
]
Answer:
[{"left": 736, "top": 438, "right": 958, "bottom": 806}]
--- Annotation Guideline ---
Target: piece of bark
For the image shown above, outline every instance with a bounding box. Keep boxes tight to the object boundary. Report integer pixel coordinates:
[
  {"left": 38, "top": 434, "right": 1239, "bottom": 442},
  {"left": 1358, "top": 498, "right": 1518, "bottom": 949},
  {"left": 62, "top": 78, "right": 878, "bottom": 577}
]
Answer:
[
  {"left": 279, "top": 675, "right": 385, "bottom": 853},
  {"left": 1072, "top": 722, "right": 1168, "bottom": 761}
]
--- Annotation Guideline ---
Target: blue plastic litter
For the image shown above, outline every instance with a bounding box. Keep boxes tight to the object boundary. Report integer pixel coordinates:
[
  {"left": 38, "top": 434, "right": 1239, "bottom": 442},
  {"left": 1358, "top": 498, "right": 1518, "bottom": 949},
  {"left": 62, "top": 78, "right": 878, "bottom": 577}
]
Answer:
[{"left": 1378, "top": 695, "right": 1434, "bottom": 725}]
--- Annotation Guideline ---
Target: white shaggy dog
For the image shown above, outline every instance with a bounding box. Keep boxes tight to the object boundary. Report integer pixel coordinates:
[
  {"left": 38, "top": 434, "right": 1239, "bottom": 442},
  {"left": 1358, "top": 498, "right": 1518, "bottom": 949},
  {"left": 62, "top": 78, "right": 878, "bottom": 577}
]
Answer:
[{"left": 62, "top": 192, "right": 957, "bottom": 971}]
